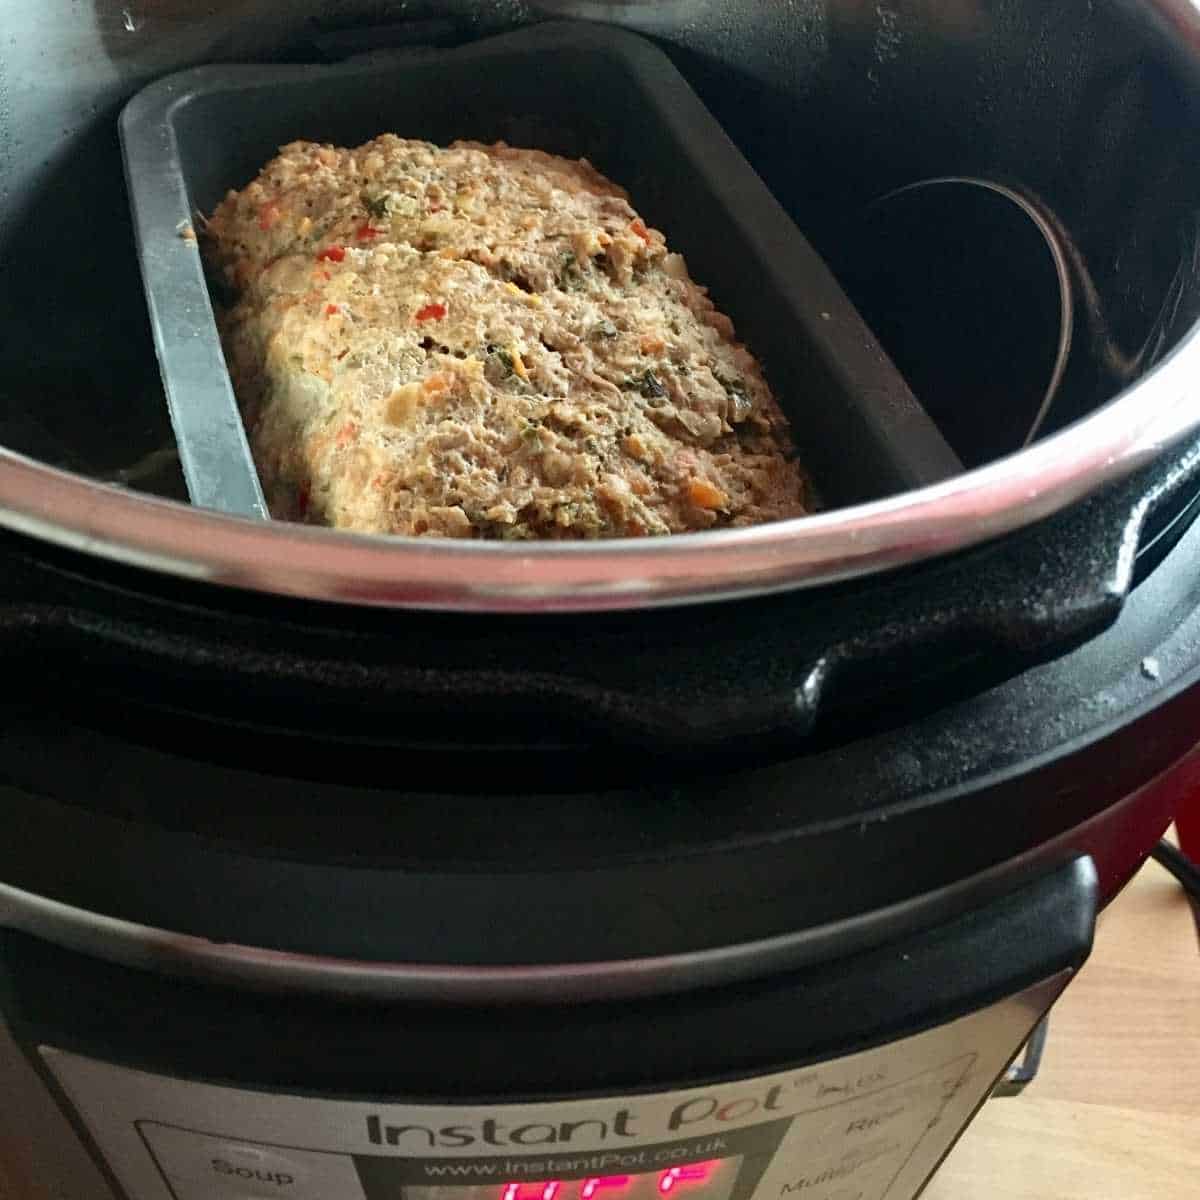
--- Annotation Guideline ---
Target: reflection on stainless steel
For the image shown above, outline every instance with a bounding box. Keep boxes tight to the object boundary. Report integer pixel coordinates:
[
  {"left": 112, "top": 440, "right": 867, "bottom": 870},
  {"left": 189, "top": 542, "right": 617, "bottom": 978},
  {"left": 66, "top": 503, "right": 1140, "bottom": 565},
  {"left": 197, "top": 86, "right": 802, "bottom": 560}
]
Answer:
[{"left": 1, "top": 1, "right": 1199, "bottom": 610}]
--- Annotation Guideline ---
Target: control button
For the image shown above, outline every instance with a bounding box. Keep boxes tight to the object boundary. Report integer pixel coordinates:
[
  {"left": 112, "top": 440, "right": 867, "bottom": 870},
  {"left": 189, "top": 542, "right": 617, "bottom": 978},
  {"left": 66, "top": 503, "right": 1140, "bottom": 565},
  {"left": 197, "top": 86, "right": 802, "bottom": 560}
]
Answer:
[
  {"left": 206, "top": 1143, "right": 308, "bottom": 1196},
  {"left": 138, "top": 1122, "right": 367, "bottom": 1200}
]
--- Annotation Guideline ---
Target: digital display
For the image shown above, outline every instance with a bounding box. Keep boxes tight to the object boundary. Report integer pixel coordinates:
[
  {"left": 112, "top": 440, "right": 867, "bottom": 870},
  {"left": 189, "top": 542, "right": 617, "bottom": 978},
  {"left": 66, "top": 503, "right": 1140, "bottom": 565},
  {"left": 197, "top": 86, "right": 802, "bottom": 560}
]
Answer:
[
  {"left": 501, "top": 1162, "right": 725, "bottom": 1200},
  {"left": 401, "top": 1158, "right": 742, "bottom": 1200}
]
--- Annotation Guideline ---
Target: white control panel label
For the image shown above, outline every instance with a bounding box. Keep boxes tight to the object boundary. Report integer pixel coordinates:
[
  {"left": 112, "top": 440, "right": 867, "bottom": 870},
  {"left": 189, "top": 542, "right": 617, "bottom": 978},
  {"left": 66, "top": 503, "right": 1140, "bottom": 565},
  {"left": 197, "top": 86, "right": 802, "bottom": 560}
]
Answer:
[{"left": 40, "top": 974, "right": 1064, "bottom": 1200}]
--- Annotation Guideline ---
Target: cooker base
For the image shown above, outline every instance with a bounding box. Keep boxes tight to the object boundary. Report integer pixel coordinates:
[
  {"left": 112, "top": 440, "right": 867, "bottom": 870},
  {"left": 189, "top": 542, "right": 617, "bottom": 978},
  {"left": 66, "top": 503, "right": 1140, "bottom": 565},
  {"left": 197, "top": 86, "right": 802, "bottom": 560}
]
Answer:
[{"left": 0, "top": 859, "right": 1096, "bottom": 1200}]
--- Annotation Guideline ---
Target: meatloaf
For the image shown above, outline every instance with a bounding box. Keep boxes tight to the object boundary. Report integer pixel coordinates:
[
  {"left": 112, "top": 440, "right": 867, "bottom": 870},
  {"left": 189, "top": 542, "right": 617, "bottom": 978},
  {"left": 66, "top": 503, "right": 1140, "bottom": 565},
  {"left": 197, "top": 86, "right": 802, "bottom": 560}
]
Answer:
[{"left": 203, "top": 136, "right": 811, "bottom": 538}]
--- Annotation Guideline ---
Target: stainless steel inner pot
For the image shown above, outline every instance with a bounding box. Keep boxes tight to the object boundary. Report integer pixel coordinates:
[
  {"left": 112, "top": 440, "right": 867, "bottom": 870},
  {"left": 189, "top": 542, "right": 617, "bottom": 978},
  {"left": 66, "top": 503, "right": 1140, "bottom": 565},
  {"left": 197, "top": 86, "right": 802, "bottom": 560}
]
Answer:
[{"left": 2, "top": 0, "right": 1199, "bottom": 612}]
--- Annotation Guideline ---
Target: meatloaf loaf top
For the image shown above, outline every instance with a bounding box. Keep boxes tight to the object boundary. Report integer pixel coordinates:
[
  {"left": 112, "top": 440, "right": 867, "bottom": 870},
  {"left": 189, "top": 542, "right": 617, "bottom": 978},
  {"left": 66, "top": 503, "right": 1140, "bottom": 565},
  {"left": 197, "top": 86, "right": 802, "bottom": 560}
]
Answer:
[{"left": 204, "top": 136, "right": 811, "bottom": 538}]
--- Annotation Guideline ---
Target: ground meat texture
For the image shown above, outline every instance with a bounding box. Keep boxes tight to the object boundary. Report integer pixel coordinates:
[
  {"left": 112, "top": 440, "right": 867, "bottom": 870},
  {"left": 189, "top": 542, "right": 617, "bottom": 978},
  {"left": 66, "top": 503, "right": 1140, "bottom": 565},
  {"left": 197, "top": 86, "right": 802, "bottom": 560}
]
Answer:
[{"left": 204, "top": 136, "right": 812, "bottom": 539}]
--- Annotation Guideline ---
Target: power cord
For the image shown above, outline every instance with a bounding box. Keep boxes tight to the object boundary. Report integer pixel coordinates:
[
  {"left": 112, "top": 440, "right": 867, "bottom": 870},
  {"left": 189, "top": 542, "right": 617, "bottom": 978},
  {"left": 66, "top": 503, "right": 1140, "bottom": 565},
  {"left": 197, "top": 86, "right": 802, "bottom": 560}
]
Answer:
[{"left": 1151, "top": 839, "right": 1200, "bottom": 901}]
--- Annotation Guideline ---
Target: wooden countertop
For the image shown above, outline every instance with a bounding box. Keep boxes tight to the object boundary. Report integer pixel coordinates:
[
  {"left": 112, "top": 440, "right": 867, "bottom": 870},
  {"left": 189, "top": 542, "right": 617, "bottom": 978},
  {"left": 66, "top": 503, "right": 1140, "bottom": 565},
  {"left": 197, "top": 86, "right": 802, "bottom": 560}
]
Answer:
[{"left": 926, "top": 833, "right": 1200, "bottom": 1199}]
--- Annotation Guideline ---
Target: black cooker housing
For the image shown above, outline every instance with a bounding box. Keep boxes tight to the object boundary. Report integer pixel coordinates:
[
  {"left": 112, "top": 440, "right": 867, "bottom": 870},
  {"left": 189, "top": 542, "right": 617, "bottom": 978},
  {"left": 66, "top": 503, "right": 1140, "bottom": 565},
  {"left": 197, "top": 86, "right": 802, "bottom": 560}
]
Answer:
[
  {"left": 0, "top": 0, "right": 1199, "bottom": 988},
  {"left": 0, "top": 436, "right": 1197, "bottom": 981}
]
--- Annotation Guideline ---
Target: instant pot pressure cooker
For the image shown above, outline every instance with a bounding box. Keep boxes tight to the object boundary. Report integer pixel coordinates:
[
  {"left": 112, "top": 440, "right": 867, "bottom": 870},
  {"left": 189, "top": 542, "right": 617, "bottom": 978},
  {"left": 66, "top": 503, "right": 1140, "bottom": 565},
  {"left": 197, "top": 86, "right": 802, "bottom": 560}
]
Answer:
[{"left": 3, "top": 3, "right": 1200, "bottom": 1198}]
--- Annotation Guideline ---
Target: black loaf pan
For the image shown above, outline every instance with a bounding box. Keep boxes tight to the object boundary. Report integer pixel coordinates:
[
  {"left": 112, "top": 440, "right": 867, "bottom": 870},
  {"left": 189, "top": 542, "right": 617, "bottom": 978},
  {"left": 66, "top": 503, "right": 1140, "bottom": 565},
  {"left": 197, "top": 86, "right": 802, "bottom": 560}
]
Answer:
[{"left": 120, "top": 19, "right": 962, "bottom": 521}]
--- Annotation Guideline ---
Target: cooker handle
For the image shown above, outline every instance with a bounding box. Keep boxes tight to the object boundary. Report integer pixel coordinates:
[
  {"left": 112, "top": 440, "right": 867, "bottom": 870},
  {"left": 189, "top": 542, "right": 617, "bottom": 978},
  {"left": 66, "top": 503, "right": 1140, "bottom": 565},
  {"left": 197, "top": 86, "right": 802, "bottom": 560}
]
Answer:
[
  {"left": 0, "top": 434, "right": 1194, "bottom": 757},
  {"left": 647, "top": 448, "right": 1200, "bottom": 752}
]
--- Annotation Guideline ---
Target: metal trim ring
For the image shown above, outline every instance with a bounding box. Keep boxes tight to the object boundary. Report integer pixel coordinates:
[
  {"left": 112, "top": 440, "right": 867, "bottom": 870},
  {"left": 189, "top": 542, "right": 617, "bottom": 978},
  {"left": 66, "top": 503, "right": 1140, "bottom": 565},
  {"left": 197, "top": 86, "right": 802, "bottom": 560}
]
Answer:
[{"left": 1, "top": 320, "right": 1199, "bottom": 612}]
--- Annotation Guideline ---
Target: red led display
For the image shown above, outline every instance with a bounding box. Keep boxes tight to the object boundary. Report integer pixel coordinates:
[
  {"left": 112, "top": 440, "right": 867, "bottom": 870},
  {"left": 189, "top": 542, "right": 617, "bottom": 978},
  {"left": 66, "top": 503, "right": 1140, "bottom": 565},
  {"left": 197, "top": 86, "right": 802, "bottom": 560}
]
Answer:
[
  {"left": 582, "top": 1178, "right": 630, "bottom": 1199},
  {"left": 500, "top": 1163, "right": 718, "bottom": 1200},
  {"left": 658, "top": 1167, "right": 711, "bottom": 1194}
]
